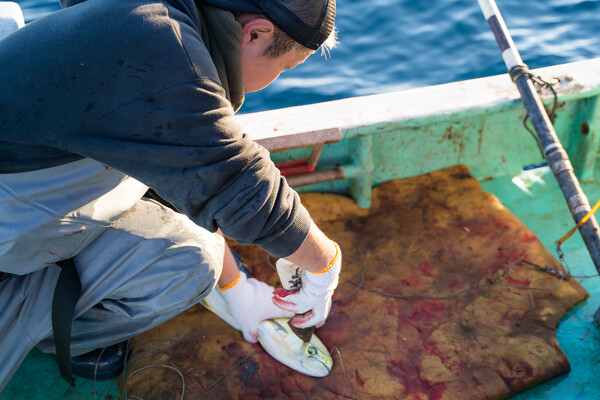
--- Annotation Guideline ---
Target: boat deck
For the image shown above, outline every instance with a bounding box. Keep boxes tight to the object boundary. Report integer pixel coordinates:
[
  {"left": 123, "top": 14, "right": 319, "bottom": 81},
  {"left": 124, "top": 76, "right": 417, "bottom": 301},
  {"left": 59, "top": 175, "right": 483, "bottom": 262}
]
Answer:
[
  {"left": 2, "top": 59, "right": 599, "bottom": 399},
  {"left": 482, "top": 168, "right": 600, "bottom": 400},
  {"left": 2, "top": 166, "right": 598, "bottom": 400}
]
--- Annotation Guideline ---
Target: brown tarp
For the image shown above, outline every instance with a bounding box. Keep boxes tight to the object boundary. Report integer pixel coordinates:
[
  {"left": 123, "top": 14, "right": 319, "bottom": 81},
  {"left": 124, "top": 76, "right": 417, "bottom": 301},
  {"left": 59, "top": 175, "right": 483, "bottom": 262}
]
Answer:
[{"left": 123, "top": 165, "right": 588, "bottom": 399}]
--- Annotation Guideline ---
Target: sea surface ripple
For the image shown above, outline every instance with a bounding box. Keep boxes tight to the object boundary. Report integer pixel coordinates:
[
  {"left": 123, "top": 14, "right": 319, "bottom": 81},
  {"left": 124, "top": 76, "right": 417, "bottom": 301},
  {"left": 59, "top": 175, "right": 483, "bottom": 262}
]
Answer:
[{"left": 14, "top": 0, "right": 600, "bottom": 113}]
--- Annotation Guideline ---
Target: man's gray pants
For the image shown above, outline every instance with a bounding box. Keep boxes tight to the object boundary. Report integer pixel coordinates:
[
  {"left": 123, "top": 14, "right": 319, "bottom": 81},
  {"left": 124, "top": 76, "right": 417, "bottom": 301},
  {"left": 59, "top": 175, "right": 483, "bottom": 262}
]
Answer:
[{"left": 0, "top": 158, "right": 225, "bottom": 391}]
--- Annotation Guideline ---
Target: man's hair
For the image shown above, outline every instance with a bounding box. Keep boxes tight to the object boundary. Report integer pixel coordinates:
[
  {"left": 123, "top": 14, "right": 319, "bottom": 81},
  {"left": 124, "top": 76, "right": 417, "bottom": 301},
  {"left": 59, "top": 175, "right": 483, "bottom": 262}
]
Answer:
[{"left": 233, "top": 12, "right": 338, "bottom": 58}]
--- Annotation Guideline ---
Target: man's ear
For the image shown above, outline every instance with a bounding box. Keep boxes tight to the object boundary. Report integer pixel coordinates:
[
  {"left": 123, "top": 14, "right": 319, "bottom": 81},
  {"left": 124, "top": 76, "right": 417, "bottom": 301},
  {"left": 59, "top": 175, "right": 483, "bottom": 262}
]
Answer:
[{"left": 240, "top": 18, "right": 275, "bottom": 50}]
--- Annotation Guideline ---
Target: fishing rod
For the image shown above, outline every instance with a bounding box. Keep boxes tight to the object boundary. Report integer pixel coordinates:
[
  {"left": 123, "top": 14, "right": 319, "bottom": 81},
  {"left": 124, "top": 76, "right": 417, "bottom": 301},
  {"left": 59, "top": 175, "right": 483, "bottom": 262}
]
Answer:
[{"left": 476, "top": 0, "right": 600, "bottom": 324}]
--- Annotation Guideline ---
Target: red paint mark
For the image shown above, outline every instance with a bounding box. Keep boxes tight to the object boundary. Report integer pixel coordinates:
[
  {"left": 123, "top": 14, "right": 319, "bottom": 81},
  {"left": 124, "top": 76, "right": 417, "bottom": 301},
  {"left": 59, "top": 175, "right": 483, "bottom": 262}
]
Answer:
[
  {"left": 424, "top": 342, "right": 442, "bottom": 358},
  {"left": 520, "top": 232, "right": 538, "bottom": 243},
  {"left": 275, "top": 159, "right": 317, "bottom": 177},
  {"left": 418, "top": 301, "right": 446, "bottom": 319},
  {"left": 354, "top": 370, "right": 365, "bottom": 388},
  {"left": 64, "top": 226, "right": 85, "bottom": 236},
  {"left": 387, "top": 359, "right": 418, "bottom": 380},
  {"left": 500, "top": 310, "right": 526, "bottom": 328},
  {"left": 291, "top": 311, "right": 313, "bottom": 325},
  {"left": 424, "top": 341, "right": 466, "bottom": 374},
  {"left": 272, "top": 297, "right": 295, "bottom": 310},
  {"left": 492, "top": 247, "right": 526, "bottom": 271},
  {"left": 46, "top": 250, "right": 58, "bottom": 256},
  {"left": 491, "top": 218, "right": 509, "bottom": 230},
  {"left": 273, "top": 288, "right": 295, "bottom": 297},
  {"left": 399, "top": 274, "right": 419, "bottom": 288},
  {"left": 506, "top": 276, "right": 531, "bottom": 287},
  {"left": 103, "top": 164, "right": 113, "bottom": 171},
  {"left": 501, "top": 360, "right": 534, "bottom": 389},
  {"left": 386, "top": 301, "right": 398, "bottom": 316},
  {"left": 387, "top": 360, "right": 447, "bottom": 400},
  {"left": 400, "top": 279, "right": 412, "bottom": 287},
  {"left": 398, "top": 300, "right": 447, "bottom": 340},
  {"left": 399, "top": 318, "right": 420, "bottom": 333},
  {"left": 421, "top": 262, "right": 433, "bottom": 277},
  {"left": 406, "top": 381, "right": 447, "bottom": 400}
]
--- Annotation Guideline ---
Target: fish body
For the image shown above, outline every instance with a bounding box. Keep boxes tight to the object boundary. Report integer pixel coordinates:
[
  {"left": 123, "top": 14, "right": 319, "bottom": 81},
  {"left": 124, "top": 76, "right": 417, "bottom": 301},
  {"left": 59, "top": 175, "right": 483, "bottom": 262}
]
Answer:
[
  {"left": 258, "top": 318, "right": 333, "bottom": 377},
  {"left": 202, "top": 290, "right": 333, "bottom": 377}
]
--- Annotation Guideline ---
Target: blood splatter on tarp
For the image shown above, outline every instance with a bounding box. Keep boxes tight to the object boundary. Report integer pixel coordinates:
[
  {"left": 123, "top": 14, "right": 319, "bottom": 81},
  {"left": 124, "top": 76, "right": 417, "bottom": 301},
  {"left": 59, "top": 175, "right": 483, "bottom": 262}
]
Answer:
[{"left": 123, "top": 165, "right": 588, "bottom": 399}]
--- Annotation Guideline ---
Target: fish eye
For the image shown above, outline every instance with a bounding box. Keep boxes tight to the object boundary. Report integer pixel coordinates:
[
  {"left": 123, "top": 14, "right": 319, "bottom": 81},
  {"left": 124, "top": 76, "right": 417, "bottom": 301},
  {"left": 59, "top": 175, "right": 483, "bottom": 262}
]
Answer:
[{"left": 307, "top": 347, "right": 317, "bottom": 356}]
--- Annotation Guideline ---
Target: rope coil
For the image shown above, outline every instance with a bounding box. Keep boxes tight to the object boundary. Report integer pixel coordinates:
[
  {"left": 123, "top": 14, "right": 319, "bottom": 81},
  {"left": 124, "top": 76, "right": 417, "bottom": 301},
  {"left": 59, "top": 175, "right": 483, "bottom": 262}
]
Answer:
[{"left": 509, "top": 64, "right": 559, "bottom": 158}]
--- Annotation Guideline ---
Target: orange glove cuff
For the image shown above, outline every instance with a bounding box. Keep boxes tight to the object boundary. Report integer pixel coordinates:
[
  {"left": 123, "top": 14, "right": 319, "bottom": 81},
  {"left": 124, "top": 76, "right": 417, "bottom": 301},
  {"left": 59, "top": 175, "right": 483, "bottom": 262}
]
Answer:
[
  {"left": 312, "top": 241, "right": 340, "bottom": 275},
  {"left": 219, "top": 271, "right": 242, "bottom": 291}
]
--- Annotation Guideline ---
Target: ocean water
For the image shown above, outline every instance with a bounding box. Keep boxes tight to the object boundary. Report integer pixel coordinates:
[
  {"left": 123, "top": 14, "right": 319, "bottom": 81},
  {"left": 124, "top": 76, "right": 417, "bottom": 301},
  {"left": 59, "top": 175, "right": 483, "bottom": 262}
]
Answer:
[{"left": 13, "top": 0, "right": 600, "bottom": 114}]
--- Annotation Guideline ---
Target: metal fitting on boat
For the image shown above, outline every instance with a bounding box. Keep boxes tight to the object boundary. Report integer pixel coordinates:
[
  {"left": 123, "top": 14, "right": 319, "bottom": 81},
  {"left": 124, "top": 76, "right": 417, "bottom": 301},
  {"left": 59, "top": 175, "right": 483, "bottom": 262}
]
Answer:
[{"left": 567, "top": 193, "right": 591, "bottom": 216}]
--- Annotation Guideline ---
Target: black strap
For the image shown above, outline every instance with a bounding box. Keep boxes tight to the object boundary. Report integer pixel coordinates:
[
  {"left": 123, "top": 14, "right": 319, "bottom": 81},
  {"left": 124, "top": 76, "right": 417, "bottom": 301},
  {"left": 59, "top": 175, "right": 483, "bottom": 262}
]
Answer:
[{"left": 52, "top": 258, "right": 82, "bottom": 387}]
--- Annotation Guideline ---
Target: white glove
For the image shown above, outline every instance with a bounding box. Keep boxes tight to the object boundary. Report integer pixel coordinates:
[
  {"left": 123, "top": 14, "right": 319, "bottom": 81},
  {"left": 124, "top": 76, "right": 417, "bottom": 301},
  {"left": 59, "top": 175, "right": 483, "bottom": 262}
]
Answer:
[
  {"left": 272, "top": 241, "right": 341, "bottom": 329},
  {"left": 220, "top": 272, "right": 294, "bottom": 343}
]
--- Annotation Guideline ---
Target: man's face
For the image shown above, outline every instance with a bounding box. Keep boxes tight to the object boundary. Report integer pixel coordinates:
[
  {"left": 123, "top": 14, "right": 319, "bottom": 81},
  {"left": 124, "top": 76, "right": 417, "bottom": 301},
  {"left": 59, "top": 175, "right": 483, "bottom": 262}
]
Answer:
[
  {"left": 242, "top": 48, "right": 310, "bottom": 93},
  {"left": 239, "top": 18, "right": 312, "bottom": 93}
]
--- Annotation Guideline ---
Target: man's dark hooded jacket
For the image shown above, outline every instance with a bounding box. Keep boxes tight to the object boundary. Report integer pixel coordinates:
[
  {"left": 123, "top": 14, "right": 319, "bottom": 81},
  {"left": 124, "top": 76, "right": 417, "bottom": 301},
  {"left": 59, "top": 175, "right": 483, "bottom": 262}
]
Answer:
[{"left": 0, "top": 0, "right": 311, "bottom": 258}]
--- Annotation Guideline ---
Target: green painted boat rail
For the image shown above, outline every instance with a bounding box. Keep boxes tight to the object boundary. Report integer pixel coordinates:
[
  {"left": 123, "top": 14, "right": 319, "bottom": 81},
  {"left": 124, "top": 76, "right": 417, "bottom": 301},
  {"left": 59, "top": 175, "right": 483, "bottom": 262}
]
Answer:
[{"left": 238, "top": 58, "right": 600, "bottom": 208}]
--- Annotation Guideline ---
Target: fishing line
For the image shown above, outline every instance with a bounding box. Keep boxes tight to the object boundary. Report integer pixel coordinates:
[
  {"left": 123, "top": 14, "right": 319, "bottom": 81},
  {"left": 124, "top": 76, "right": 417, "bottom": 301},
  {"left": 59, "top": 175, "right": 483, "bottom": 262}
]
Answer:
[
  {"left": 509, "top": 65, "right": 559, "bottom": 159},
  {"left": 329, "top": 346, "right": 347, "bottom": 400},
  {"left": 569, "top": 273, "right": 600, "bottom": 279},
  {"left": 91, "top": 347, "right": 107, "bottom": 400},
  {"left": 122, "top": 363, "right": 185, "bottom": 400},
  {"left": 120, "top": 340, "right": 185, "bottom": 400},
  {"left": 192, "top": 351, "right": 260, "bottom": 399},
  {"left": 118, "top": 344, "right": 260, "bottom": 400},
  {"left": 97, "top": 381, "right": 118, "bottom": 400},
  {"left": 525, "top": 275, "right": 563, "bottom": 308},
  {"left": 333, "top": 255, "right": 365, "bottom": 302},
  {"left": 331, "top": 234, "right": 569, "bottom": 302},
  {"left": 120, "top": 340, "right": 132, "bottom": 400}
]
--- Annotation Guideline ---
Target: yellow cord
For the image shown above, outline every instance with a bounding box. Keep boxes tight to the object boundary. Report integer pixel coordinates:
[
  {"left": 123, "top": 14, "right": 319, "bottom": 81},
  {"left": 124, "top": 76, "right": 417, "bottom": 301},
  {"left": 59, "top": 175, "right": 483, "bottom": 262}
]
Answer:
[{"left": 556, "top": 198, "right": 600, "bottom": 246}]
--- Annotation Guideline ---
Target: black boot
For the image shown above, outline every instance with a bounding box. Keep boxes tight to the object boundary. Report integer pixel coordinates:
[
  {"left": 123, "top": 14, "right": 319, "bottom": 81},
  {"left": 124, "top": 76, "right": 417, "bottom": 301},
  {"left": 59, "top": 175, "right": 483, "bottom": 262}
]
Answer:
[{"left": 69, "top": 341, "right": 128, "bottom": 380}]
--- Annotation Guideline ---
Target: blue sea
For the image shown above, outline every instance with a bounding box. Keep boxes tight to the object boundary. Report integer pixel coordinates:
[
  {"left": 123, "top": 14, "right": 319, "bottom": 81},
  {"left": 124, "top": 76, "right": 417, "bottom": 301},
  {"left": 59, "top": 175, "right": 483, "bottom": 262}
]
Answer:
[{"left": 14, "top": 0, "right": 600, "bottom": 114}]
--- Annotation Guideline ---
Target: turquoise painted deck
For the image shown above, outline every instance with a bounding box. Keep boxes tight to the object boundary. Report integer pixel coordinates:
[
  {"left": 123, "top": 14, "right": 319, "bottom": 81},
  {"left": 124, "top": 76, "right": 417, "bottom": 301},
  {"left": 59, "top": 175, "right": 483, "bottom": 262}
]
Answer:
[
  {"left": 482, "top": 171, "right": 600, "bottom": 400},
  {"left": 2, "top": 59, "right": 600, "bottom": 399},
  {"left": 1, "top": 349, "right": 120, "bottom": 399}
]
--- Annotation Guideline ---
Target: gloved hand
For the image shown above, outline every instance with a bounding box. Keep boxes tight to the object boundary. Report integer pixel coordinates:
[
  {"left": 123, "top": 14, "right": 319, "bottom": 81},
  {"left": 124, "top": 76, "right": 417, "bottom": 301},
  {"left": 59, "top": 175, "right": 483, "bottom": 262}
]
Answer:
[
  {"left": 272, "top": 241, "right": 341, "bottom": 329},
  {"left": 220, "top": 272, "right": 294, "bottom": 343}
]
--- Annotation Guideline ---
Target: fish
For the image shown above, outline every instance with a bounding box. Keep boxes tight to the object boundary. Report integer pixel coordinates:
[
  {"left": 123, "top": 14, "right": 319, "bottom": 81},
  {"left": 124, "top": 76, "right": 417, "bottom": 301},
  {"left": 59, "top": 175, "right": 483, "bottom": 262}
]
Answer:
[
  {"left": 257, "top": 318, "right": 333, "bottom": 377},
  {"left": 201, "top": 290, "right": 333, "bottom": 377}
]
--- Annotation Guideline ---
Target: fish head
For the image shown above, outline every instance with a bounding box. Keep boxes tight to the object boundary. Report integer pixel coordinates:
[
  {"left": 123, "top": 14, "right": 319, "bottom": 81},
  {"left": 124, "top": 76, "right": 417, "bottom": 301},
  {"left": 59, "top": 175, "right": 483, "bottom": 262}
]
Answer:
[{"left": 258, "top": 318, "right": 333, "bottom": 377}]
